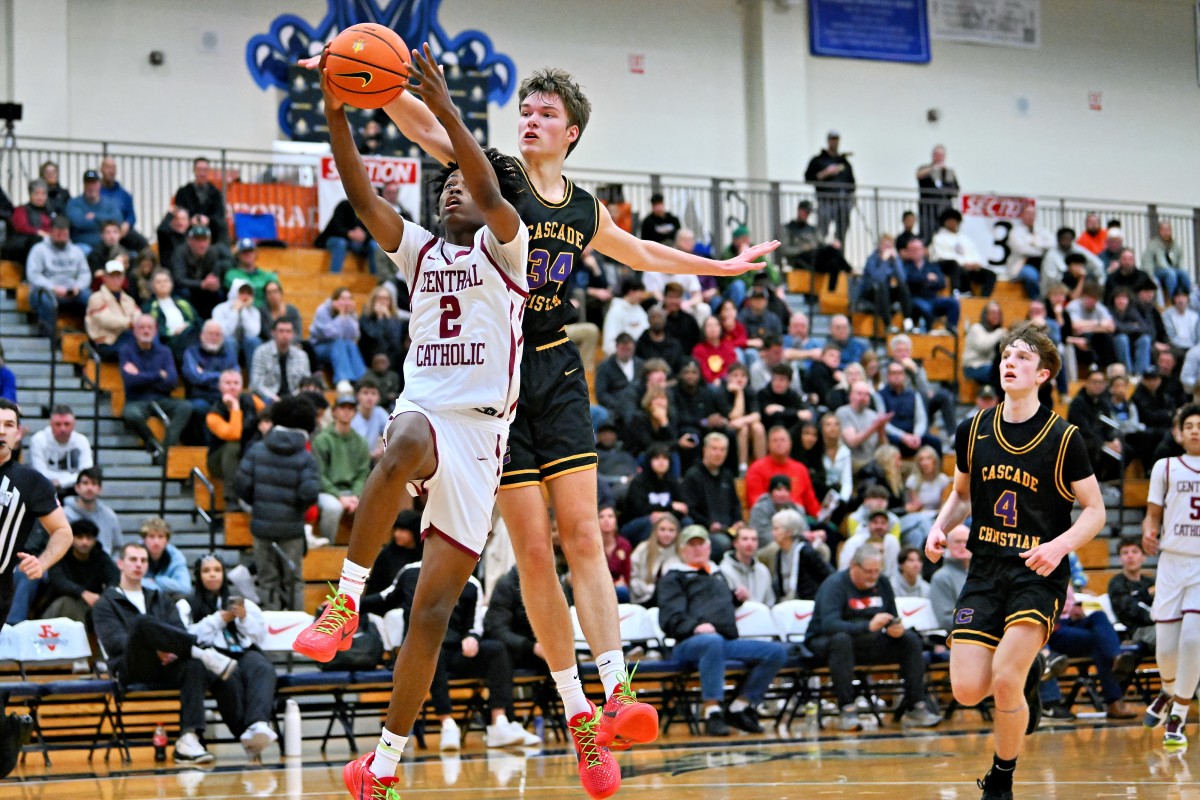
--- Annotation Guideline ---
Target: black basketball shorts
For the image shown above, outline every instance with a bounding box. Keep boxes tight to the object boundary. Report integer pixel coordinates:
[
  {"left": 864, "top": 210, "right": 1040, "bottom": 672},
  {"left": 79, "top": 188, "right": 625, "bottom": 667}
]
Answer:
[{"left": 949, "top": 557, "right": 1067, "bottom": 649}]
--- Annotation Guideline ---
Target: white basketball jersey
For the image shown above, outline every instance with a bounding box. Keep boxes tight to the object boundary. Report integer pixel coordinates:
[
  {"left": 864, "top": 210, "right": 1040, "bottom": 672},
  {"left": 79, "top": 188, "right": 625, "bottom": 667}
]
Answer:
[
  {"left": 387, "top": 219, "right": 528, "bottom": 424},
  {"left": 1148, "top": 455, "right": 1200, "bottom": 557}
]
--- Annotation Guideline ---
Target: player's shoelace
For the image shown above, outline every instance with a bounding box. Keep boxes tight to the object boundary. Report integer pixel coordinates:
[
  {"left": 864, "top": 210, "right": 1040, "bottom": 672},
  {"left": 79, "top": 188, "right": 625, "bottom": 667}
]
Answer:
[
  {"left": 313, "top": 585, "right": 357, "bottom": 635},
  {"left": 610, "top": 662, "right": 643, "bottom": 706},
  {"left": 571, "top": 709, "right": 606, "bottom": 768}
]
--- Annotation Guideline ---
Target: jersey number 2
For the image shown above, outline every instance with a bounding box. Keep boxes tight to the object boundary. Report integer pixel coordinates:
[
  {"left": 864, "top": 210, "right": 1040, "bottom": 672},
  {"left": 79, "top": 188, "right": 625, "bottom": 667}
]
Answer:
[
  {"left": 994, "top": 489, "right": 1018, "bottom": 528},
  {"left": 440, "top": 296, "right": 462, "bottom": 338}
]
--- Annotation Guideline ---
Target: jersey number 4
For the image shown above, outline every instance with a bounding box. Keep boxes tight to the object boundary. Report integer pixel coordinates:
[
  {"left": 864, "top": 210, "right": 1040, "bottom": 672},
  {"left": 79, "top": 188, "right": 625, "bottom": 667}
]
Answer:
[
  {"left": 440, "top": 296, "right": 462, "bottom": 338},
  {"left": 994, "top": 489, "right": 1018, "bottom": 528},
  {"left": 527, "top": 250, "right": 573, "bottom": 290}
]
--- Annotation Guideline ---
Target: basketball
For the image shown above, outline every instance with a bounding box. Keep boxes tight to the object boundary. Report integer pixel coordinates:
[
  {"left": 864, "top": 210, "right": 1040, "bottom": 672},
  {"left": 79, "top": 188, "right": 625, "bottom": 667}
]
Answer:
[{"left": 324, "top": 23, "right": 410, "bottom": 109}]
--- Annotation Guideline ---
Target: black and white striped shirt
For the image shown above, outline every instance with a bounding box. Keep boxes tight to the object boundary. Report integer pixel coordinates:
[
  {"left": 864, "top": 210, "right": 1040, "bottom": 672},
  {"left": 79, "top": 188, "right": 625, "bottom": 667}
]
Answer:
[{"left": 0, "top": 460, "right": 60, "bottom": 575}]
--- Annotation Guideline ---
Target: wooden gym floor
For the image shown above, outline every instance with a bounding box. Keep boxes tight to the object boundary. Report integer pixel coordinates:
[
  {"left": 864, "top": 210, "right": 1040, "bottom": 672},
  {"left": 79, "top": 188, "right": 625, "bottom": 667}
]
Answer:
[{"left": 3, "top": 717, "right": 1197, "bottom": 800}]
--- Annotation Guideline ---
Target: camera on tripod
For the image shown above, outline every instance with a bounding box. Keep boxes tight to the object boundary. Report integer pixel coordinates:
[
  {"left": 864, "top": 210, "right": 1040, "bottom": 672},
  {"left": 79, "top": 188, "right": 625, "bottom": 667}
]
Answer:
[{"left": 0, "top": 103, "right": 22, "bottom": 125}]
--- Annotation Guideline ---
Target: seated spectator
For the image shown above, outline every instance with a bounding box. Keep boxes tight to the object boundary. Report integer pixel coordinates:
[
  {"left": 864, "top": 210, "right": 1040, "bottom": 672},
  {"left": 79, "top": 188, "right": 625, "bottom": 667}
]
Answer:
[
  {"left": 65, "top": 169, "right": 122, "bottom": 254},
  {"left": 42, "top": 519, "right": 119, "bottom": 621},
  {"left": 719, "top": 523, "right": 776, "bottom": 605},
  {"left": 599, "top": 505, "right": 633, "bottom": 602},
  {"left": 1068, "top": 368, "right": 1122, "bottom": 481},
  {"left": 929, "top": 525, "right": 970, "bottom": 628},
  {"left": 358, "top": 510, "right": 424, "bottom": 603},
  {"left": 745, "top": 426, "right": 820, "bottom": 515},
  {"left": 762, "top": 508, "right": 833, "bottom": 601},
  {"left": 628, "top": 514, "right": 682, "bottom": 605},
  {"left": 1164, "top": 287, "right": 1200, "bottom": 353},
  {"left": 681, "top": 432, "right": 743, "bottom": 543},
  {"left": 1048, "top": 585, "right": 1137, "bottom": 719},
  {"left": 156, "top": 207, "right": 191, "bottom": 270},
  {"left": 930, "top": 208, "right": 993, "bottom": 297},
  {"left": 174, "top": 156, "right": 229, "bottom": 245},
  {"left": 223, "top": 239, "right": 278, "bottom": 307},
  {"left": 879, "top": 360, "right": 942, "bottom": 458},
  {"left": 856, "top": 444, "right": 908, "bottom": 513},
  {"left": 808, "top": 544, "right": 945, "bottom": 734},
  {"left": 128, "top": 249, "right": 159, "bottom": 308},
  {"left": 888, "top": 333, "right": 956, "bottom": 436},
  {"left": 793, "top": 413, "right": 853, "bottom": 508},
  {"left": 716, "top": 299, "right": 751, "bottom": 362},
  {"left": 1066, "top": 280, "right": 1117, "bottom": 369},
  {"left": 145, "top": 268, "right": 202, "bottom": 364},
  {"left": 182, "top": 321, "right": 240, "bottom": 417},
  {"left": 85, "top": 260, "right": 140, "bottom": 360},
  {"left": 1076, "top": 213, "right": 1107, "bottom": 256},
  {"left": 315, "top": 198, "right": 376, "bottom": 274},
  {"left": 824, "top": 314, "right": 870, "bottom": 369},
  {"left": 39, "top": 160, "right": 70, "bottom": 216},
  {"left": 738, "top": 287, "right": 782, "bottom": 350},
  {"left": 855, "top": 233, "right": 914, "bottom": 331},
  {"left": 357, "top": 286, "right": 407, "bottom": 373},
  {"left": 63, "top": 467, "right": 124, "bottom": 556},
  {"left": 25, "top": 217, "right": 90, "bottom": 334},
  {"left": 211, "top": 280, "right": 264, "bottom": 365},
  {"left": 643, "top": 268, "right": 706, "bottom": 325},
  {"left": 1042, "top": 226, "right": 1102, "bottom": 297},
  {"left": 1004, "top": 205, "right": 1050, "bottom": 298},
  {"left": 962, "top": 301, "right": 1006, "bottom": 385},
  {"left": 262, "top": 279, "right": 303, "bottom": 333},
  {"left": 206, "top": 369, "right": 264, "bottom": 508},
  {"left": 658, "top": 526, "right": 789, "bottom": 736},
  {"left": 177, "top": 554, "right": 278, "bottom": 757},
  {"left": 621, "top": 443, "right": 689, "bottom": 547},
  {"left": 171, "top": 224, "right": 231, "bottom": 320},
  {"left": 1107, "top": 535, "right": 1155, "bottom": 657},
  {"left": 1104, "top": 248, "right": 1156, "bottom": 307},
  {"left": 748, "top": 474, "right": 804, "bottom": 549},
  {"left": 1132, "top": 365, "right": 1174, "bottom": 446},
  {"left": 639, "top": 192, "right": 682, "bottom": 243},
  {"left": 637, "top": 307, "right": 686, "bottom": 374},
  {"left": 483, "top": 565, "right": 550, "bottom": 674},
  {"left": 85, "top": 221, "right": 129, "bottom": 280},
  {"left": 314, "top": 394, "right": 371, "bottom": 543},
  {"left": 119, "top": 315, "right": 194, "bottom": 457},
  {"left": 757, "top": 363, "right": 809, "bottom": 432},
  {"left": 602, "top": 276, "right": 650, "bottom": 353},
  {"left": 93, "top": 542, "right": 237, "bottom": 764},
  {"left": 366, "top": 352, "right": 401, "bottom": 409},
  {"left": 1143, "top": 221, "right": 1191, "bottom": 300},
  {"left": 26, "top": 404, "right": 93, "bottom": 495},
  {"left": 902, "top": 445, "right": 949, "bottom": 546},
  {"left": 836, "top": 381, "right": 893, "bottom": 473},
  {"left": 236, "top": 396, "right": 321, "bottom": 609},
  {"left": 719, "top": 363, "right": 765, "bottom": 471},
  {"left": 97, "top": 157, "right": 148, "bottom": 253},
  {"left": 1110, "top": 287, "right": 1154, "bottom": 376},
  {"left": 693, "top": 316, "right": 739, "bottom": 386},
  {"left": 595, "top": 333, "right": 642, "bottom": 427},
  {"left": 784, "top": 311, "right": 824, "bottom": 369},
  {"left": 572, "top": 244, "right": 614, "bottom": 327},
  {"left": 623, "top": 384, "right": 679, "bottom": 460},
  {"left": 779, "top": 200, "right": 851, "bottom": 291},
  {"left": 838, "top": 508, "right": 900, "bottom": 578},
  {"left": 249, "top": 318, "right": 311, "bottom": 403},
  {"left": 803, "top": 345, "right": 843, "bottom": 406},
  {"left": 351, "top": 376, "right": 389, "bottom": 462},
  {"left": 310, "top": 287, "right": 368, "bottom": 393},
  {"left": 903, "top": 239, "right": 959, "bottom": 333},
  {"left": 139, "top": 517, "right": 193, "bottom": 597},
  {"left": 1, "top": 179, "right": 53, "bottom": 264},
  {"left": 663, "top": 280, "right": 703, "bottom": 353},
  {"left": 891, "top": 546, "right": 930, "bottom": 600}
]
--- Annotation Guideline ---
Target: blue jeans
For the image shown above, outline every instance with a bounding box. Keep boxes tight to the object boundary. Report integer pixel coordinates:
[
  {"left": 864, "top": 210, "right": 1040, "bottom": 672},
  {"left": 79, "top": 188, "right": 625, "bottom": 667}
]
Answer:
[
  {"left": 911, "top": 296, "right": 959, "bottom": 331},
  {"left": 313, "top": 339, "right": 367, "bottom": 384},
  {"left": 670, "top": 633, "right": 788, "bottom": 703},
  {"left": 1011, "top": 265, "right": 1041, "bottom": 299},
  {"left": 1048, "top": 611, "right": 1124, "bottom": 703},
  {"left": 326, "top": 236, "right": 378, "bottom": 274},
  {"left": 1112, "top": 333, "right": 1152, "bottom": 375},
  {"left": 709, "top": 280, "right": 746, "bottom": 311},
  {"left": 1156, "top": 268, "right": 1192, "bottom": 299},
  {"left": 30, "top": 287, "right": 90, "bottom": 332},
  {"left": 5, "top": 572, "right": 42, "bottom": 624}
]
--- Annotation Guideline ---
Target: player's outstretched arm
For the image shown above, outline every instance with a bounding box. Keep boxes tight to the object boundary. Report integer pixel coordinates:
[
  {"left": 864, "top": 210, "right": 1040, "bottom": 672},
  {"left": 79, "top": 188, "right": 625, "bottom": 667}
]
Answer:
[
  {"left": 1021, "top": 474, "right": 1106, "bottom": 577},
  {"left": 405, "top": 44, "right": 520, "bottom": 244},
  {"left": 927, "top": 469, "right": 970, "bottom": 563},
  {"left": 591, "top": 206, "right": 779, "bottom": 277},
  {"left": 320, "top": 58, "right": 405, "bottom": 252}
]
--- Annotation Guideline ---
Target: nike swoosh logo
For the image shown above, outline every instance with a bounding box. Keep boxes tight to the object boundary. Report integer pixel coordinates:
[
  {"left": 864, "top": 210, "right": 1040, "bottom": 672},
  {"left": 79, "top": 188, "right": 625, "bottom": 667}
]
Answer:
[
  {"left": 268, "top": 622, "right": 303, "bottom": 635},
  {"left": 976, "top": 435, "right": 989, "bottom": 440},
  {"left": 901, "top": 607, "right": 923, "bottom": 617},
  {"left": 793, "top": 612, "right": 813, "bottom": 621},
  {"left": 477, "top": 456, "right": 488, "bottom": 461},
  {"left": 565, "top": 368, "right": 579, "bottom": 376},
  {"left": 336, "top": 70, "right": 373, "bottom": 87}
]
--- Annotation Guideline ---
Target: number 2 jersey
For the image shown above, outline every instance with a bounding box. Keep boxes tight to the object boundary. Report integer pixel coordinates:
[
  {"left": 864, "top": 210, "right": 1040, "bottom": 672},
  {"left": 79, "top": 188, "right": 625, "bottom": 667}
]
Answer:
[
  {"left": 1148, "top": 455, "right": 1200, "bottom": 557},
  {"left": 386, "top": 218, "right": 529, "bottom": 427},
  {"left": 956, "top": 403, "right": 1092, "bottom": 576}
]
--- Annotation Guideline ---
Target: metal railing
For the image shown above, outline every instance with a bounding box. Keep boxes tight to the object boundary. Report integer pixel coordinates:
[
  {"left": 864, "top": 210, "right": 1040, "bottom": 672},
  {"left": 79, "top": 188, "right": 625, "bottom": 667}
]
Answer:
[
  {"left": 189, "top": 466, "right": 218, "bottom": 551},
  {"left": 78, "top": 341, "right": 102, "bottom": 461}
]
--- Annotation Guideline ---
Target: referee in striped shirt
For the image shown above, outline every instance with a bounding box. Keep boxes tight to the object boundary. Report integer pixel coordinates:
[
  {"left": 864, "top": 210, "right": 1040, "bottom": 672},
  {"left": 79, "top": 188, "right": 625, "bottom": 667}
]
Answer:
[{"left": 0, "top": 398, "right": 72, "bottom": 779}]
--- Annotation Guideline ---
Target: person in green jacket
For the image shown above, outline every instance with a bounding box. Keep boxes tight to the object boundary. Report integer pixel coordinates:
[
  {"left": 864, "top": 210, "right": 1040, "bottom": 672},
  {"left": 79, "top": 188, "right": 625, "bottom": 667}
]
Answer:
[
  {"left": 313, "top": 393, "right": 372, "bottom": 543},
  {"left": 223, "top": 239, "right": 279, "bottom": 308}
]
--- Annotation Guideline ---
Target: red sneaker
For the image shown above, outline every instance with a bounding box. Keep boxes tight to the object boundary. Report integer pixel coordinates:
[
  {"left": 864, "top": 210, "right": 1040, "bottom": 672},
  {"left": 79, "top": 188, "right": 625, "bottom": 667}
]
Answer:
[
  {"left": 343, "top": 753, "right": 402, "bottom": 800},
  {"left": 594, "top": 671, "right": 659, "bottom": 749},
  {"left": 293, "top": 590, "right": 359, "bottom": 662},
  {"left": 569, "top": 705, "right": 621, "bottom": 800}
]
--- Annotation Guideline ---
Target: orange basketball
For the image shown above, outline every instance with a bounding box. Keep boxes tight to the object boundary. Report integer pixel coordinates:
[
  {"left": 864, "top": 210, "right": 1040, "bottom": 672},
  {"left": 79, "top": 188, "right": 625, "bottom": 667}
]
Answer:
[{"left": 325, "top": 23, "right": 410, "bottom": 109}]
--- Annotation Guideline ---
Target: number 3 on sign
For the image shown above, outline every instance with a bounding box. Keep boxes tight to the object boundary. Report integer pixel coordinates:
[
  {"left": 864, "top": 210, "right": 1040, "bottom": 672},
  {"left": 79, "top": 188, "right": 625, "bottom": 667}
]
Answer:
[{"left": 994, "top": 489, "right": 1018, "bottom": 528}]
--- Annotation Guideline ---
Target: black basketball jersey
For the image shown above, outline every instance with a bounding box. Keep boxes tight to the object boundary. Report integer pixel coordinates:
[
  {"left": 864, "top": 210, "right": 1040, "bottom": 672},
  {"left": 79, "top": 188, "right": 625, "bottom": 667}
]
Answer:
[
  {"left": 955, "top": 403, "right": 1092, "bottom": 563},
  {"left": 507, "top": 157, "right": 600, "bottom": 341}
]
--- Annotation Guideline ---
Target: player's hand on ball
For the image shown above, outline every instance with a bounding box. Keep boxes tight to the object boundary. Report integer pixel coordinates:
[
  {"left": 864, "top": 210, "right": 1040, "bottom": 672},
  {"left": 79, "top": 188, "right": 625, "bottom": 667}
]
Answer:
[
  {"left": 316, "top": 47, "right": 345, "bottom": 113},
  {"left": 925, "top": 529, "right": 946, "bottom": 562},
  {"left": 405, "top": 43, "right": 455, "bottom": 120},
  {"left": 1019, "top": 542, "right": 1065, "bottom": 576}
]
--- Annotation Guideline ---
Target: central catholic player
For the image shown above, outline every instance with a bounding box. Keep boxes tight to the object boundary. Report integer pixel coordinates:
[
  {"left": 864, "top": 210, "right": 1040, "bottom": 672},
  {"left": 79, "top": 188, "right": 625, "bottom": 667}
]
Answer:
[
  {"left": 300, "top": 42, "right": 777, "bottom": 800},
  {"left": 926, "top": 323, "right": 1105, "bottom": 800}
]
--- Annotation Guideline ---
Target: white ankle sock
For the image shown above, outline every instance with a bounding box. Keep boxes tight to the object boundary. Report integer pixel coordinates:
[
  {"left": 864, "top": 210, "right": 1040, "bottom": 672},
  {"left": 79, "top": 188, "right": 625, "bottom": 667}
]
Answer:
[
  {"left": 552, "top": 666, "right": 591, "bottom": 720},
  {"left": 371, "top": 728, "right": 407, "bottom": 779},
  {"left": 1171, "top": 702, "right": 1190, "bottom": 723},
  {"left": 729, "top": 698, "right": 749, "bottom": 713},
  {"left": 492, "top": 713, "right": 509, "bottom": 728},
  {"left": 596, "top": 649, "right": 627, "bottom": 699},
  {"left": 338, "top": 559, "right": 371, "bottom": 606}
]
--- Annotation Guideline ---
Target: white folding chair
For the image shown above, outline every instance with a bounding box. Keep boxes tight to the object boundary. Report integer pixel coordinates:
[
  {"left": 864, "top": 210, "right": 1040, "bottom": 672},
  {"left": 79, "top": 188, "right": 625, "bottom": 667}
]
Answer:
[
  {"left": 259, "top": 610, "right": 316, "bottom": 654},
  {"left": 734, "top": 601, "right": 781, "bottom": 640},
  {"left": 383, "top": 608, "right": 406, "bottom": 650},
  {"left": 894, "top": 596, "right": 941, "bottom": 632},
  {"left": 771, "top": 599, "right": 815, "bottom": 642}
]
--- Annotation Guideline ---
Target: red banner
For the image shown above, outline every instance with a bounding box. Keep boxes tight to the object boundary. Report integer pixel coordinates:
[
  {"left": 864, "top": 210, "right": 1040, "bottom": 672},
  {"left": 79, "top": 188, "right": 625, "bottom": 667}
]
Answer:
[{"left": 226, "top": 183, "right": 320, "bottom": 246}]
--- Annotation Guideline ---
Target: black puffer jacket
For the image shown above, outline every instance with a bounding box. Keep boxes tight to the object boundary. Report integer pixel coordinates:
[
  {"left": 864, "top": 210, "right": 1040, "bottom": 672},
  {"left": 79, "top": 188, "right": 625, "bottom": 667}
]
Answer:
[
  {"left": 482, "top": 567, "right": 537, "bottom": 662},
  {"left": 236, "top": 426, "right": 320, "bottom": 541},
  {"left": 658, "top": 566, "right": 739, "bottom": 642}
]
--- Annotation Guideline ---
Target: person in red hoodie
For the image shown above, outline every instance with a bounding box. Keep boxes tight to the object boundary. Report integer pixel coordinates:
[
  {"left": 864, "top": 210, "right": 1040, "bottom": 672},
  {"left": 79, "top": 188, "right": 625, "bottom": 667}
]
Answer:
[
  {"left": 692, "top": 315, "right": 738, "bottom": 385},
  {"left": 744, "top": 425, "right": 820, "bottom": 513}
]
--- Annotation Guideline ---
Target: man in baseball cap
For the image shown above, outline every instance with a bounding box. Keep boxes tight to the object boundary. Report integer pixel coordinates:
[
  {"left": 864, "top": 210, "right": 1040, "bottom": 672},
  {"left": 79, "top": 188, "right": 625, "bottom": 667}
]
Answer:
[{"left": 224, "top": 237, "right": 277, "bottom": 308}]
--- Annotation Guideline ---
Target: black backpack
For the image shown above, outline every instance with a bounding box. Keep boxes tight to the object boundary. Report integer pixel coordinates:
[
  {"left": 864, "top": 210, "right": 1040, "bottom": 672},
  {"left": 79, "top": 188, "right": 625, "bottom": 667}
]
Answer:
[{"left": 318, "top": 618, "right": 384, "bottom": 671}]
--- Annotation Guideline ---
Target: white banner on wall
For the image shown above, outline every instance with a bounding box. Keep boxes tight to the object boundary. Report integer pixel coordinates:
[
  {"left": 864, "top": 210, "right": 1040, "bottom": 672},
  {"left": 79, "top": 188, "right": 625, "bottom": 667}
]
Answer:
[
  {"left": 929, "top": 0, "right": 1040, "bottom": 49},
  {"left": 317, "top": 155, "right": 422, "bottom": 230},
  {"left": 959, "top": 194, "right": 1036, "bottom": 270}
]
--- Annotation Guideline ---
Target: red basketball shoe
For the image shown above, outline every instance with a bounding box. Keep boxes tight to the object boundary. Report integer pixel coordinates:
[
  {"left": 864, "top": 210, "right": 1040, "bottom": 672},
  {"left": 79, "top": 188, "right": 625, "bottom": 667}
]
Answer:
[
  {"left": 293, "top": 589, "right": 358, "bottom": 662},
  {"left": 569, "top": 705, "right": 621, "bottom": 800},
  {"left": 594, "top": 668, "right": 659, "bottom": 750},
  {"left": 343, "top": 753, "right": 402, "bottom": 800}
]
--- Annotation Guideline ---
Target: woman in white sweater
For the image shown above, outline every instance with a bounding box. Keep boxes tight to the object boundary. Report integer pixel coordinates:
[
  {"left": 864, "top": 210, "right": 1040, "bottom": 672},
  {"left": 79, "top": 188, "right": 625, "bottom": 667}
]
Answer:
[
  {"left": 628, "top": 513, "right": 683, "bottom": 605},
  {"left": 962, "top": 301, "right": 1007, "bottom": 385}
]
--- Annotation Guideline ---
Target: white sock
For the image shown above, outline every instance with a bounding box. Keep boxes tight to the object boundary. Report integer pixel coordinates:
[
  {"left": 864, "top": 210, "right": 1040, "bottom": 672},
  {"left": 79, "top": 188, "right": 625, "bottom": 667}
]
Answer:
[
  {"left": 1175, "top": 614, "right": 1200, "bottom": 701},
  {"left": 705, "top": 705, "right": 722, "bottom": 718},
  {"left": 1164, "top": 680, "right": 1177, "bottom": 697},
  {"left": 552, "top": 666, "right": 591, "bottom": 720},
  {"left": 491, "top": 713, "right": 509, "bottom": 728},
  {"left": 371, "top": 728, "right": 407, "bottom": 779},
  {"left": 729, "top": 698, "right": 749, "bottom": 713},
  {"left": 338, "top": 559, "right": 371, "bottom": 606},
  {"left": 596, "top": 649, "right": 627, "bottom": 699},
  {"left": 1171, "top": 702, "right": 1191, "bottom": 724}
]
